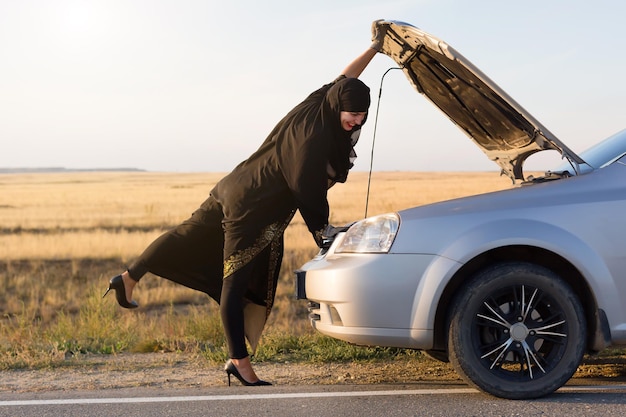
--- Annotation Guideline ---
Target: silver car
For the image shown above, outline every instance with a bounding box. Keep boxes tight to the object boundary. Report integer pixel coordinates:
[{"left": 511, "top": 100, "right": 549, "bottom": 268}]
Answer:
[{"left": 296, "top": 21, "right": 626, "bottom": 399}]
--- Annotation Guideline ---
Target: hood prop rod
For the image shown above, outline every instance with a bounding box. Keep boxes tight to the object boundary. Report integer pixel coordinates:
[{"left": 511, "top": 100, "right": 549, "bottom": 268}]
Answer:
[{"left": 364, "top": 66, "right": 402, "bottom": 219}]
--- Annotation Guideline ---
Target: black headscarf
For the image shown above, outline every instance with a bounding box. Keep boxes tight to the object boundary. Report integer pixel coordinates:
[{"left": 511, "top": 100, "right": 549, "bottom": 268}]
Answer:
[
  {"left": 337, "top": 78, "right": 371, "bottom": 113},
  {"left": 322, "top": 77, "right": 370, "bottom": 183}
]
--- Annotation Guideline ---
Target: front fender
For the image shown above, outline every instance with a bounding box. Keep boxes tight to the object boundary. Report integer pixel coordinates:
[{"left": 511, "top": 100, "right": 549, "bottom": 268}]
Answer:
[{"left": 410, "top": 219, "right": 621, "bottom": 331}]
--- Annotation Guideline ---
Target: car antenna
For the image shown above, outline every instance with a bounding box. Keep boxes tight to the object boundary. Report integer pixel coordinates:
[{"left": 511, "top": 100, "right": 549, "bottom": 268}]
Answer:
[{"left": 365, "top": 66, "right": 402, "bottom": 218}]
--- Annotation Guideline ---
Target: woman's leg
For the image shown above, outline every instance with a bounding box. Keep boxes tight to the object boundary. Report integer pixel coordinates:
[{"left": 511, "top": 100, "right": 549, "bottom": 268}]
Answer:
[
  {"left": 121, "top": 199, "right": 225, "bottom": 303},
  {"left": 219, "top": 212, "right": 293, "bottom": 383},
  {"left": 220, "top": 259, "right": 264, "bottom": 382},
  {"left": 220, "top": 260, "right": 255, "bottom": 359}
]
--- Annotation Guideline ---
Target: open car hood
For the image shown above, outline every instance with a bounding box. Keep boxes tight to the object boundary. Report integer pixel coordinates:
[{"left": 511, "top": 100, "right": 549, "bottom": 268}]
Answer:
[{"left": 376, "top": 20, "right": 585, "bottom": 181}]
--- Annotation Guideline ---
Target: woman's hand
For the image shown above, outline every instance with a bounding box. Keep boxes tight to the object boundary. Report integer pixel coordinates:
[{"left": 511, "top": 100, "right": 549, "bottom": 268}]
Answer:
[
  {"left": 315, "top": 224, "right": 351, "bottom": 248},
  {"left": 370, "top": 19, "right": 388, "bottom": 52}
]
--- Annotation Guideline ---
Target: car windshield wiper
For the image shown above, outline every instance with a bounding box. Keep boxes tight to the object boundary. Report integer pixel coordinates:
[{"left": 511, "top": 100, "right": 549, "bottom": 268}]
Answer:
[{"left": 563, "top": 154, "right": 581, "bottom": 176}]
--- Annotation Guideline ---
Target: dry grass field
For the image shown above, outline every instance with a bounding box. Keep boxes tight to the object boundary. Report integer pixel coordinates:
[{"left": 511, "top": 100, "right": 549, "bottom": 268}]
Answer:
[
  {"left": 0, "top": 171, "right": 512, "bottom": 260},
  {"left": 0, "top": 171, "right": 510, "bottom": 366},
  {"left": 1, "top": 170, "right": 624, "bottom": 384}
]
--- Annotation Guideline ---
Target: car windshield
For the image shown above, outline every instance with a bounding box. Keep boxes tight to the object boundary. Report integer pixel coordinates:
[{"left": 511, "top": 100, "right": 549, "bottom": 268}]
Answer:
[{"left": 552, "top": 128, "right": 626, "bottom": 175}]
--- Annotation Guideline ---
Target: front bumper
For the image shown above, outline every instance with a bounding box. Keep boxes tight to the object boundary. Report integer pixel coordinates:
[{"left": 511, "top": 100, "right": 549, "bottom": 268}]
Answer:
[{"left": 295, "top": 247, "right": 455, "bottom": 349}]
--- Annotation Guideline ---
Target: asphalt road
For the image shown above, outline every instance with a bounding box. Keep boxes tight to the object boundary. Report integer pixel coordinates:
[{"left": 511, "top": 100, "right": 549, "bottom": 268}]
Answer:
[{"left": 1, "top": 382, "right": 626, "bottom": 417}]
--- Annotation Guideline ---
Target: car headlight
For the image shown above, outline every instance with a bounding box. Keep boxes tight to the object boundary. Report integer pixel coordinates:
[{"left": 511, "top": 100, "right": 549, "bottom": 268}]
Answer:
[{"left": 335, "top": 213, "right": 399, "bottom": 253}]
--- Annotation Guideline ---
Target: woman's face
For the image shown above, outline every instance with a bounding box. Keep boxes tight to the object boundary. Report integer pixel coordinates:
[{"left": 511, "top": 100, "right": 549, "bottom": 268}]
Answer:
[{"left": 340, "top": 111, "right": 367, "bottom": 131}]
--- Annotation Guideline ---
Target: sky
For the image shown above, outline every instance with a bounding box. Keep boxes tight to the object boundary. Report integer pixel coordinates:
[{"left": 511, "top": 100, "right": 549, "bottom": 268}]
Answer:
[{"left": 2, "top": 0, "right": 626, "bottom": 173}]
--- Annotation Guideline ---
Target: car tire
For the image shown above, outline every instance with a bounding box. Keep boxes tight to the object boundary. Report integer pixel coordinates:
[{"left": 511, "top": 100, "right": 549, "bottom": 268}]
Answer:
[{"left": 448, "top": 262, "right": 586, "bottom": 399}]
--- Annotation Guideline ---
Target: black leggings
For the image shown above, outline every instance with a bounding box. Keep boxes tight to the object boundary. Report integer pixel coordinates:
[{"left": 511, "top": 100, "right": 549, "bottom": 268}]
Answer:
[
  {"left": 219, "top": 260, "right": 255, "bottom": 359},
  {"left": 219, "top": 239, "right": 280, "bottom": 359}
]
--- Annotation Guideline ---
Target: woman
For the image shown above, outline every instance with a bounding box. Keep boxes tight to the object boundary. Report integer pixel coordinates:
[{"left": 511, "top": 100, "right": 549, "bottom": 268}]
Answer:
[{"left": 104, "top": 28, "right": 385, "bottom": 386}]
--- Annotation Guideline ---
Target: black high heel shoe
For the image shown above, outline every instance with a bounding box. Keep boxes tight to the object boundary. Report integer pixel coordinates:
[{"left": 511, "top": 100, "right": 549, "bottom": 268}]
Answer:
[
  {"left": 103, "top": 275, "right": 138, "bottom": 309},
  {"left": 224, "top": 360, "right": 272, "bottom": 386}
]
